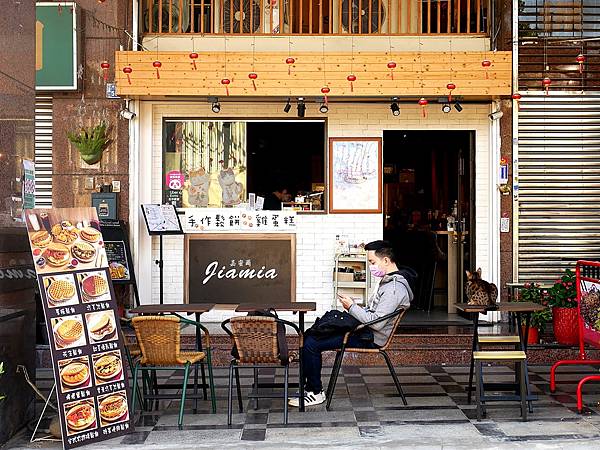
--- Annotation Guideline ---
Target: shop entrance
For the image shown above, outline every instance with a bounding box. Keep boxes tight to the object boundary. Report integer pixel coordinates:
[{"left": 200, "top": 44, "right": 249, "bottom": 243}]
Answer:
[{"left": 383, "top": 130, "right": 475, "bottom": 322}]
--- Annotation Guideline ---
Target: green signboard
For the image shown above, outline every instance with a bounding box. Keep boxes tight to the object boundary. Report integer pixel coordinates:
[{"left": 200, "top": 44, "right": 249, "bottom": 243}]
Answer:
[{"left": 36, "top": 2, "right": 78, "bottom": 90}]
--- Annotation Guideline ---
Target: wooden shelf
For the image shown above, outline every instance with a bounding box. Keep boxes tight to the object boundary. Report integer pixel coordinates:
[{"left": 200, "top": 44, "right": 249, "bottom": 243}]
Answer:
[{"left": 336, "top": 281, "right": 368, "bottom": 288}]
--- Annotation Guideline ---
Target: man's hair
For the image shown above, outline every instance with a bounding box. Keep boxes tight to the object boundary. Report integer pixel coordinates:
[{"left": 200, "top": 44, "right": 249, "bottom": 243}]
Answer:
[{"left": 365, "top": 240, "right": 396, "bottom": 263}]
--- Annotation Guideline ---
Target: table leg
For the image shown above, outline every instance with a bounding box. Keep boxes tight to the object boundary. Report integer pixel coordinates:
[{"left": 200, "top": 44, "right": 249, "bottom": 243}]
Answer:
[
  {"left": 516, "top": 312, "right": 534, "bottom": 412},
  {"left": 467, "top": 312, "right": 479, "bottom": 404},
  {"left": 299, "top": 312, "right": 305, "bottom": 334},
  {"left": 195, "top": 312, "right": 208, "bottom": 400}
]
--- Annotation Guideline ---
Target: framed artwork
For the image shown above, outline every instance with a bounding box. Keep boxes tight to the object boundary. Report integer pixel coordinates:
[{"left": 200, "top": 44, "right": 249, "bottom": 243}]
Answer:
[{"left": 328, "top": 137, "right": 382, "bottom": 214}]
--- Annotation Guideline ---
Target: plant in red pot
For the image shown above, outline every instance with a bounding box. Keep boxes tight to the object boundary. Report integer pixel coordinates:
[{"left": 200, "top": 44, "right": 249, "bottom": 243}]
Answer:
[
  {"left": 518, "top": 282, "right": 551, "bottom": 344},
  {"left": 548, "top": 269, "right": 579, "bottom": 345}
]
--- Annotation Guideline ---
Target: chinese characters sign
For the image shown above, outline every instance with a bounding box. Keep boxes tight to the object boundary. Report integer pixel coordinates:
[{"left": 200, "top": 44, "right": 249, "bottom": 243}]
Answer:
[{"left": 182, "top": 208, "right": 297, "bottom": 233}]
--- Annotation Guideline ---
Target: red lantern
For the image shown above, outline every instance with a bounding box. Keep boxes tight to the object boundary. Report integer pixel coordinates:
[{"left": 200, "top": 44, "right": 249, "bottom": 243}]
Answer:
[
  {"left": 189, "top": 52, "right": 199, "bottom": 70},
  {"left": 576, "top": 54, "right": 585, "bottom": 73},
  {"left": 286, "top": 57, "right": 295, "bottom": 75},
  {"left": 482, "top": 59, "right": 492, "bottom": 79},
  {"left": 122, "top": 66, "right": 133, "bottom": 85},
  {"left": 418, "top": 97, "right": 428, "bottom": 118},
  {"left": 542, "top": 77, "right": 551, "bottom": 95},
  {"left": 446, "top": 83, "right": 456, "bottom": 102},
  {"left": 248, "top": 72, "right": 258, "bottom": 91},
  {"left": 221, "top": 78, "right": 231, "bottom": 96},
  {"left": 347, "top": 74, "right": 356, "bottom": 92},
  {"left": 512, "top": 92, "right": 522, "bottom": 111},
  {"left": 387, "top": 61, "right": 397, "bottom": 80},
  {"left": 321, "top": 86, "right": 330, "bottom": 106},
  {"left": 153, "top": 60, "right": 162, "bottom": 79},
  {"left": 100, "top": 61, "right": 110, "bottom": 82}
]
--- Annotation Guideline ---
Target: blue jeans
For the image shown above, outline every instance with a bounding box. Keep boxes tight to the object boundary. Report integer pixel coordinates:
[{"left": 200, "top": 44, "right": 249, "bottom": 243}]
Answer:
[{"left": 302, "top": 334, "right": 377, "bottom": 393}]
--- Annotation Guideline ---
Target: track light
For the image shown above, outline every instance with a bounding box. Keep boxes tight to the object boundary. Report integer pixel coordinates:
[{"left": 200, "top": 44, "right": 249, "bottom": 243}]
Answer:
[
  {"left": 454, "top": 101, "right": 463, "bottom": 112},
  {"left": 441, "top": 103, "right": 452, "bottom": 113},
  {"left": 283, "top": 98, "right": 291, "bottom": 113},
  {"left": 297, "top": 98, "right": 306, "bottom": 118},
  {"left": 319, "top": 102, "right": 328, "bottom": 114},
  {"left": 119, "top": 108, "right": 136, "bottom": 120},
  {"left": 211, "top": 99, "right": 221, "bottom": 113},
  {"left": 390, "top": 98, "right": 400, "bottom": 116}
]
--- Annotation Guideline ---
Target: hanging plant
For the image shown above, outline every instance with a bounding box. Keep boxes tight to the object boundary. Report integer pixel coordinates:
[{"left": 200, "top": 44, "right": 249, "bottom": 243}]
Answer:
[{"left": 67, "top": 122, "right": 112, "bottom": 165}]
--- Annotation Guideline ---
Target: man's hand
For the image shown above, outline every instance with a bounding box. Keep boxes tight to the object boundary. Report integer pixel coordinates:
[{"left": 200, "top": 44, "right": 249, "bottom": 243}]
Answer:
[{"left": 338, "top": 294, "right": 354, "bottom": 310}]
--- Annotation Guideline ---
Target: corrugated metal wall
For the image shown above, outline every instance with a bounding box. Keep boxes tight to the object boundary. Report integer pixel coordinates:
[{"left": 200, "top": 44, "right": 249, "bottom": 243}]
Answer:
[
  {"left": 517, "top": 94, "right": 600, "bottom": 282},
  {"left": 34, "top": 96, "right": 53, "bottom": 208}
]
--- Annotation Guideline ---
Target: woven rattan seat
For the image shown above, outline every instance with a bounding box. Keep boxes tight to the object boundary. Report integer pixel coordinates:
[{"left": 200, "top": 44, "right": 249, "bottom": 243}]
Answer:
[
  {"left": 230, "top": 316, "right": 283, "bottom": 365},
  {"left": 179, "top": 351, "right": 206, "bottom": 364},
  {"left": 127, "top": 343, "right": 141, "bottom": 358}
]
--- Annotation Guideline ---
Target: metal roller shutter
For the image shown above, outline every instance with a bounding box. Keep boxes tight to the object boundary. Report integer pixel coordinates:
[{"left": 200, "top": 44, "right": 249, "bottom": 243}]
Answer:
[
  {"left": 517, "top": 93, "right": 600, "bottom": 282},
  {"left": 35, "top": 96, "right": 53, "bottom": 208}
]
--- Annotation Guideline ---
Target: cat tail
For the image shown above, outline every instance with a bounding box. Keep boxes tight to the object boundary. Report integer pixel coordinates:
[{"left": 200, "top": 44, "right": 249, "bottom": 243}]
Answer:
[{"left": 489, "top": 283, "right": 498, "bottom": 303}]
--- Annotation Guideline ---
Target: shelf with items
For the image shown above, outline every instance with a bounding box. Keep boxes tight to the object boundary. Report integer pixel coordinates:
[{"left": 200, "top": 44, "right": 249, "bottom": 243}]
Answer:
[{"left": 333, "top": 252, "right": 371, "bottom": 308}]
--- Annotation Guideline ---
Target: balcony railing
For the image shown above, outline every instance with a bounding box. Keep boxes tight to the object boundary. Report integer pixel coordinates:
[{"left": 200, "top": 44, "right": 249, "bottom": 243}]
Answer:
[{"left": 142, "top": 0, "right": 489, "bottom": 35}]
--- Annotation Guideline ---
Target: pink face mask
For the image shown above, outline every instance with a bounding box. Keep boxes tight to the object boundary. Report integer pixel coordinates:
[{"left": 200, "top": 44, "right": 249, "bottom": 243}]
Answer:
[{"left": 369, "top": 265, "right": 386, "bottom": 278}]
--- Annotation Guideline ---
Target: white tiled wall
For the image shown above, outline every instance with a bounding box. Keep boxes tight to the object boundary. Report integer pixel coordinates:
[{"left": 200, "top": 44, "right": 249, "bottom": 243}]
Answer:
[{"left": 133, "top": 100, "right": 495, "bottom": 322}]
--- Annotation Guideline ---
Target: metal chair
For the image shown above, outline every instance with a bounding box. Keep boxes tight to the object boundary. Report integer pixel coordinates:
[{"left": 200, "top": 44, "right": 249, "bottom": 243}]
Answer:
[
  {"left": 130, "top": 315, "right": 216, "bottom": 429},
  {"left": 325, "top": 308, "right": 408, "bottom": 409},
  {"left": 221, "top": 315, "right": 303, "bottom": 425}
]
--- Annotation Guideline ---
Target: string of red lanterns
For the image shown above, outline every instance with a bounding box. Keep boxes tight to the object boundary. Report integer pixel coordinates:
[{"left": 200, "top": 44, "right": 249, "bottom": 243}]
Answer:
[
  {"left": 512, "top": 92, "right": 522, "bottom": 111},
  {"left": 189, "top": 52, "right": 199, "bottom": 70},
  {"left": 481, "top": 59, "right": 491, "bottom": 79},
  {"left": 248, "top": 72, "right": 258, "bottom": 91},
  {"left": 542, "top": 77, "right": 551, "bottom": 95},
  {"left": 221, "top": 78, "right": 231, "bottom": 96},
  {"left": 122, "top": 66, "right": 132, "bottom": 84},
  {"left": 347, "top": 74, "right": 356, "bottom": 92},
  {"left": 446, "top": 83, "right": 456, "bottom": 103},
  {"left": 387, "top": 61, "right": 397, "bottom": 80},
  {"left": 576, "top": 54, "right": 585, "bottom": 73},
  {"left": 100, "top": 61, "right": 110, "bottom": 82},
  {"left": 418, "top": 98, "right": 428, "bottom": 118},
  {"left": 286, "top": 57, "right": 295, "bottom": 75},
  {"left": 153, "top": 60, "right": 162, "bottom": 79},
  {"left": 321, "top": 86, "right": 330, "bottom": 106}
]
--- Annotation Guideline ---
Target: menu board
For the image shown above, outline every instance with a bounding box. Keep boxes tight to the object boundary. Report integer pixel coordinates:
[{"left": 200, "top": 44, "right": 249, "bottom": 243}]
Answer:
[
  {"left": 104, "top": 241, "right": 130, "bottom": 282},
  {"left": 25, "top": 208, "right": 133, "bottom": 449},
  {"left": 141, "top": 204, "right": 183, "bottom": 235}
]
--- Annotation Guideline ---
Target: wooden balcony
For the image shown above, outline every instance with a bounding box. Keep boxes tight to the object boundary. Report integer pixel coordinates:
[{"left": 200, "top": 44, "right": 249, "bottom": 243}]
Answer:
[{"left": 142, "top": 0, "right": 489, "bottom": 35}]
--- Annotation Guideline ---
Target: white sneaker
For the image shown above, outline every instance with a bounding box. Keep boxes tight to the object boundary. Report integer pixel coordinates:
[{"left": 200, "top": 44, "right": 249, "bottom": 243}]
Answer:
[{"left": 288, "top": 390, "right": 326, "bottom": 407}]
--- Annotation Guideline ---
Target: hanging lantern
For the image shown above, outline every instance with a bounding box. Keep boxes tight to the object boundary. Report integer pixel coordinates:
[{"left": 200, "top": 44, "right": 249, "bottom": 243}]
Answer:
[
  {"left": 576, "top": 54, "right": 585, "bottom": 73},
  {"left": 321, "top": 86, "right": 330, "bottom": 106},
  {"left": 248, "top": 72, "right": 258, "bottom": 91},
  {"left": 387, "top": 61, "right": 397, "bottom": 80},
  {"left": 482, "top": 59, "right": 492, "bottom": 79},
  {"left": 512, "top": 92, "right": 522, "bottom": 111},
  {"left": 153, "top": 60, "right": 162, "bottom": 79},
  {"left": 189, "top": 52, "right": 199, "bottom": 70},
  {"left": 347, "top": 74, "right": 356, "bottom": 92},
  {"left": 286, "top": 57, "right": 295, "bottom": 75},
  {"left": 100, "top": 61, "right": 110, "bottom": 82},
  {"left": 542, "top": 77, "right": 551, "bottom": 95},
  {"left": 418, "top": 97, "right": 429, "bottom": 118},
  {"left": 122, "top": 66, "right": 133, "bottom": 85},
  {"left": 446, "top": 83, "right": 456, "bottom": 102},
  {"left": 221, "top": 78, "right": 231, "bottom": 96}
]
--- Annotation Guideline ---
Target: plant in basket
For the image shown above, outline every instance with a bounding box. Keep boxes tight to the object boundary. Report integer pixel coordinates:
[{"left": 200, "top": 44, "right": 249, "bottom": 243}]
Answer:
[
  {"left": 517, "top": 283, "right": 551, "bottom": 344},
  {"left": 548, "top": 269, "right": 579, "bottom": 345}
]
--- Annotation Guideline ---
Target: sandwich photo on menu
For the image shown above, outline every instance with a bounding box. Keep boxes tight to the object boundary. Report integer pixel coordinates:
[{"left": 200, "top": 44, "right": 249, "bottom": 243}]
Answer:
[
  {"left": 51, "top": 315, "right": 87, "bottom": 349},
  {"left": 98, "top": 391, "right": 129, "bottom": 427},
  {"left": 85, "top": 311, "right": 117, "bottom": 343},
  {"left": 63, "top": 399, "right": 97, "bottom": 436},
  {"left": 58, "top": 356, "right": 92, "bottom": 393},
  {"left": 43, "top": 274, "right": 79, "bottom": 308},
  {"left": 92, "top": 351, "right": 123, "bottom": 385}
]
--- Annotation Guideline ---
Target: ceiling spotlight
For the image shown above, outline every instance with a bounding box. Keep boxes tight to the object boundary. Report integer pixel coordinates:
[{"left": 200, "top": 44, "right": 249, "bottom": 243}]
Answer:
[
  {"left": 211, "top": 99, "right": 221, "bottom": 114},
  {"left": 297, "top": 98, "right": 306, "bottom": 118},
  {"left": 283, "top": 98, "right": 291, "bottom": 113},
  {"left": 390, "top": 99, "right": 400, "bottom": 116},
  {"left": 454, "top": 101, "right": 463, "bottom": 112},
  {"left": 319, "top": 102, "right": 328, "bottom": 114},
  {"left": 441, "top": 103, "right": 452, "bottom": 113}
]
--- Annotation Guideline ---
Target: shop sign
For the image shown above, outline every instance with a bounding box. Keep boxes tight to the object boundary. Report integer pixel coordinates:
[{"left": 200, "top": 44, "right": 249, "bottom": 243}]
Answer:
[
  {"left": 182, "top": 208, "right": 297, "bottom": 233},
  {"left": 23, "top": 159, "right": 35, "bottom": 210},
  {"left": 25, "top": 207, "right": 133, "bottom": 449},
  {"left": 165, "top": 170, "right": 184, "bottom": 190},
  {"left": 104, "top": 241, "right": 130, "bottom": 282}
]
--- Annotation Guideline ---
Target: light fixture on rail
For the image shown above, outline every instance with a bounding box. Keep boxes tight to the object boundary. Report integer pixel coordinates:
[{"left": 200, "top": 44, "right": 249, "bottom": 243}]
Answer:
[
  {"left": 211, "top": 98, "right": 221, "bottom": 114},
  {"left": 319, "top": 101, "right": 328, "bottom": 114},
  {"left": 390, "top": 98, "right": 400, "bottom": 116},
  {"left": 441, "top": 103, "right": 452, "bottom": 113},
  {"left": 454, "top": 101, "right": 463, "bottom": 112},
  {"left": 297, "top": 98, "right": 306, "bottom": 118},
  {"left": 283, "top": 98, "right": 292, "bottom": 113}
]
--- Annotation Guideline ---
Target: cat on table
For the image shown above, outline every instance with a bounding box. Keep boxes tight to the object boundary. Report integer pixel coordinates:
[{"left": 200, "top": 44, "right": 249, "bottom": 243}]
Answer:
[{"left": 466, "top": 268, "right": 498, "bottom": 306}]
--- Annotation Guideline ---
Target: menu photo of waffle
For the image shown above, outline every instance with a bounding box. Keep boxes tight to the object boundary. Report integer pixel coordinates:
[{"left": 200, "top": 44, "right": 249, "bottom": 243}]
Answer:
[
  {"left": 58, "top": 356, "right": 92, "bottom": 393},
  {"left": 77, "top": 271, "right": 110, "bottom": 303},
  {"left": 85, "top": 311, "right": 117, "bottom": 343},
  {"left": 97, "top": 391, "right": 129, "bottom": 427},
  {"left": 91, "top": 351, "right": 123, "bottom": 385},
  {"left": 42, "top": 274, "right": 79, "bottom": 308},
  {"left": 63, "top": 398, "right": 97, "bottom": 437},
  {"left": 51, "top": 315, "right": 87, "bottom": 350}
]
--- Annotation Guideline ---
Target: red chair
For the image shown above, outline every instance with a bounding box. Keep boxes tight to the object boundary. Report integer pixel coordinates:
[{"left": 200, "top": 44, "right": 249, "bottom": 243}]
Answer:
[{"left": 550, "top": 260, "right": 600, "bottom": 412}]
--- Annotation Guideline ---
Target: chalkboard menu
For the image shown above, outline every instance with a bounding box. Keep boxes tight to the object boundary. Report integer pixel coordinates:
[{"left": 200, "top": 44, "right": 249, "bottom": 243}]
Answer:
[
  {"left": 185, "top": 234, "right": 296, "bottom": 304},
  {"left": 104, "top": 241, "right": 130, "bottom": 282}
]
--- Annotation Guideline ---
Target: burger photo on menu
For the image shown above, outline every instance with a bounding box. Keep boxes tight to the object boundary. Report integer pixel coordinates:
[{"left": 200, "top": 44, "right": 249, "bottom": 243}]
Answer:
[
  {"left": 85, "top": 311, "right": 117, "bottom": 343},
  {"left": 58, "top": 356, "right": 92, "bottom": 393},
  {"left": 42, "top": 274, "right": 79, "bottom": 308},
  {"left": 51, "top": 315, "right": 87, "bottom": 350},
  {"left": 77, "top": 271, "right": 110, "bottom": 303},
  {"left": 92, "top": 351, "right": 123, "bottom": 385},
  {"left": 63, "top": 398, "right": 97, "bottom": 436},
  {"left": 97, "top": 391, "right": 129, "bottom": 427}
]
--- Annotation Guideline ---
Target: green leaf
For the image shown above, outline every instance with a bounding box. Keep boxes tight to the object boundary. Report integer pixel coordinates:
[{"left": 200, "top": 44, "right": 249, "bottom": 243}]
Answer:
[{"left": 67, "top": 122, "right": 112, "bottom": 166}]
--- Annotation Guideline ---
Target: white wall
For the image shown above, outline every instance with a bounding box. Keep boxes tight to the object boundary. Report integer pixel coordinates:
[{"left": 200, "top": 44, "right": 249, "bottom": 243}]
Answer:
[{"left": 132, "top": 100, "right": 496, "bottom": 321}]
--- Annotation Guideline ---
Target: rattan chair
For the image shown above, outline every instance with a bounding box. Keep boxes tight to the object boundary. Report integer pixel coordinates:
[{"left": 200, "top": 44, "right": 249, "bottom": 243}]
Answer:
[
  {"left": 325, "top": 308, "right": 408, "bottom": 409},
  {"left": 131, "top": 315, "right": 216, "bottom": 429},
  {"left": 221, "top": 316, "right": 303, "bottom": 425}
]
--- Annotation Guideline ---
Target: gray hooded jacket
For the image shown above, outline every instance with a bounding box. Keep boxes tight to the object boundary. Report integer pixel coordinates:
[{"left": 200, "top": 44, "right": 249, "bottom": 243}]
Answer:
[{"left": 347, "top": 272, "right": 413, "bottom": 346}]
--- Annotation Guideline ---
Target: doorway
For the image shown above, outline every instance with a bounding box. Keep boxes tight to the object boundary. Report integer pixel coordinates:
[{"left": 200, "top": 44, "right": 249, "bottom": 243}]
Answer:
[{"left": 383, "top": 130, "right": 475, "bottom": 320}]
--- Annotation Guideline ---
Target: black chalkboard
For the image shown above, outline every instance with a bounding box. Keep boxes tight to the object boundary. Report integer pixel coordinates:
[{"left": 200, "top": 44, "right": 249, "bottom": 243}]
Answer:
[
  {"left": 186, "top": 234, "right": 296, "bottom": 304},
  {"left": 104, "top": 241, "right": 130, "bottom": 282}
]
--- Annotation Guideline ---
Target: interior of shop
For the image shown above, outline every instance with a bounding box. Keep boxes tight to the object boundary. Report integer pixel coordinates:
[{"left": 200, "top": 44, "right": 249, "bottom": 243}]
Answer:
[{"left": 382, "top": 130, "right": 474, "bottom": 324}]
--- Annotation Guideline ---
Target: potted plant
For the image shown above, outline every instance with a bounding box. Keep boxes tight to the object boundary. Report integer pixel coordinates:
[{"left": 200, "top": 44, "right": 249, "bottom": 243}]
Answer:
[
  {"left": 517, "top": 282, "right": 551, "bottom": 344},
  {"left": 67, "top": 122, "right": 112, "bottom": 165},
  {"left": 548, "top": 269, "right": 579, "bottom": 345}
]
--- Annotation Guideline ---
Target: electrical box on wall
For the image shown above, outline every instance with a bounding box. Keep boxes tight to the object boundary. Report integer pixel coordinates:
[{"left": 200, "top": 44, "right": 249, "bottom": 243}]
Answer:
[{"left": 92, "top": 192, "right": 119, "bottom": 220}]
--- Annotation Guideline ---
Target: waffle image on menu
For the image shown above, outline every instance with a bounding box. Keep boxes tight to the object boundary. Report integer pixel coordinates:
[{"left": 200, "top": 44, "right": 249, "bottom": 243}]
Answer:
[
  {"left": 51, "top": 315, "right": 87, "bottom": 350},
  {"left": 85, "top": 310, "right": 117, "bottom": 343},
  {"left": 98, "top": 391, "right": 129, "bottom": 427},
  {"left": 63, "top": 398, "right": 97, "bottom": 437},
  {"left": 58, "top": 356, "right": 92, "bottom": 393},
  {"left": 43, "top": 274, "right": 79, "bottom": 308},
  {"left": 77, "top": 271, "right": 110, "bottom": 303},
  {"left": 91, "top": 351, "right": 123, "bottom": 385}
]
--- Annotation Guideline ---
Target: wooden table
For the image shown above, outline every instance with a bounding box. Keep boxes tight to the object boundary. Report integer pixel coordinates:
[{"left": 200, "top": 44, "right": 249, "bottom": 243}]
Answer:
[
  {"left": 235, "top": 302, "right": 317, "bottom": 332},
  {"left": 456, "top": 302, "right": 546, "bottom": 408}
]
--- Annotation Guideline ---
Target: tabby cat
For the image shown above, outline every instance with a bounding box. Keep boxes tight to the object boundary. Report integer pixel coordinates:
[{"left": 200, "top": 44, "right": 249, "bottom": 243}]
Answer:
[{"left": 465, "top": 268, "right": 498, "bottom": 306}]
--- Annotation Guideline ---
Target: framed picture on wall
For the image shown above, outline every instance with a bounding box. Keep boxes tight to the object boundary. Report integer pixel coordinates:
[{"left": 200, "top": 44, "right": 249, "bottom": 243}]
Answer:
[{"left": 328, "top": 137, "right": 382, "bottom": 214}]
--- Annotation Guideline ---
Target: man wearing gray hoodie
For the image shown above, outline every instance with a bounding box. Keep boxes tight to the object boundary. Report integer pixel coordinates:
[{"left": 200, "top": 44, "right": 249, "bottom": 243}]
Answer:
[{"left": 289, "top": 240, "right": 414, "bottom": 407}]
